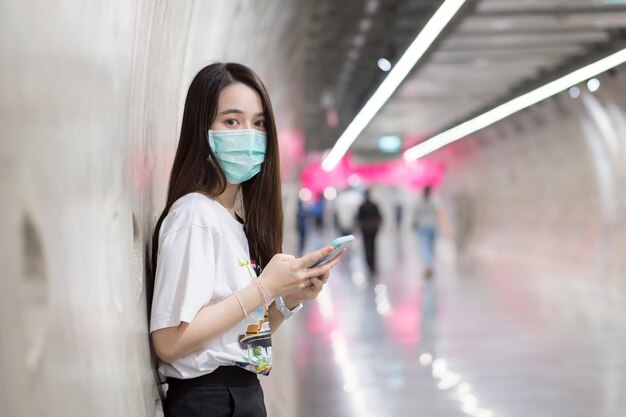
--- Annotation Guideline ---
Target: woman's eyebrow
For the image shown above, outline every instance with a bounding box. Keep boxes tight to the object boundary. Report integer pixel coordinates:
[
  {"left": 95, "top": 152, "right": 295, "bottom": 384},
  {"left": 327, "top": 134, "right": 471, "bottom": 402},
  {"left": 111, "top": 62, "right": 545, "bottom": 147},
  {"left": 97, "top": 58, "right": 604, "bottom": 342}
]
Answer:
[
  {"left": 217, "top": 109, "right": 265, "bottom": 117},
  {"left": 218, "top": 109, "right": 244, "bottom": 116}
]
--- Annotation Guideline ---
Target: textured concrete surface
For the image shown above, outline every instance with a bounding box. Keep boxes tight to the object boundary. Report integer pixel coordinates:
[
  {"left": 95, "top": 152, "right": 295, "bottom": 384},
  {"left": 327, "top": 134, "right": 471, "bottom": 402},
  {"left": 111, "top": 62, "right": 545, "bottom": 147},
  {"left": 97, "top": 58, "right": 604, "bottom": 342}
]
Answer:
[
  {"left": 0, "top": 1, "right": 307, "bottom": 415},
  {"left": 437, "top": 69, "right": 626, "bottom": 346}
]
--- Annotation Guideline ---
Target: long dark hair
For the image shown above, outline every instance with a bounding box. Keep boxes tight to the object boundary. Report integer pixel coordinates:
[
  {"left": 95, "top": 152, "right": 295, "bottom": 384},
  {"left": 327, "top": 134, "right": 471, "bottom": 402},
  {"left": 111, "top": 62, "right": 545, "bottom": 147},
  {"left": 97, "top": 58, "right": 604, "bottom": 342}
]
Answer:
[{"left": 151, "top": 63, "right": 283, "bottom": 284}]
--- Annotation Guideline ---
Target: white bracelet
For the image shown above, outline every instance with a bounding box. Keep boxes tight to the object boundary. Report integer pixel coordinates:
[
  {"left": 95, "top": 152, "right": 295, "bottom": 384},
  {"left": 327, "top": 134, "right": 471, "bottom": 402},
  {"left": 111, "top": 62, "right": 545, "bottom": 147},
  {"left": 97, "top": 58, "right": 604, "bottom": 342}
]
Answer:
[
  {"left": 233, "top": 292, "right": 248, "bottom": 318},
  {"left": 275, "top": 296, "right": 303, "bottom": 320}
]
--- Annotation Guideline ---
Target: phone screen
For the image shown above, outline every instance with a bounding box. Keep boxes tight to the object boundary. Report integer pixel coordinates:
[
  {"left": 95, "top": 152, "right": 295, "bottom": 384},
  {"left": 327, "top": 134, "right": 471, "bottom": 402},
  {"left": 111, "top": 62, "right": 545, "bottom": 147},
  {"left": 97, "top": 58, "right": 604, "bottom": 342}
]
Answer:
[{"left": 307, "top": 235, "right": 355, "bottom": 268}]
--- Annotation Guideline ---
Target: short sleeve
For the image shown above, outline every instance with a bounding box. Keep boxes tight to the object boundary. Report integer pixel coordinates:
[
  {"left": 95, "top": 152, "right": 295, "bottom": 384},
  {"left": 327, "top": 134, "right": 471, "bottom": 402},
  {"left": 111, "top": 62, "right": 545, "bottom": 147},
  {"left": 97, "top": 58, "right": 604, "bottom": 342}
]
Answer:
[{"left": 150, "top": 224, "right": 216, "bottom": 333}]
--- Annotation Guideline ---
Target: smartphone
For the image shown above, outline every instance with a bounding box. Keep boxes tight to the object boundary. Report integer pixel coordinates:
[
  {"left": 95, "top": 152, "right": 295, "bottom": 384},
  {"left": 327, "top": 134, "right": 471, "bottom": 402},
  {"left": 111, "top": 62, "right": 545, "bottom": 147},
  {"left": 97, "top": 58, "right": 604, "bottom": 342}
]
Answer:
[{"left": 307, "top": 235, "right": 355, "bottom": 268}]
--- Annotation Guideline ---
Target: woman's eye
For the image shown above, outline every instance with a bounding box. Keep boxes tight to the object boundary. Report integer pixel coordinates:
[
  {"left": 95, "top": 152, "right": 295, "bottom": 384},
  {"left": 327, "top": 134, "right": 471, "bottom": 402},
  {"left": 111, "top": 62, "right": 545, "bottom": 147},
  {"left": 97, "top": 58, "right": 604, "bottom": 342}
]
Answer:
[
  {"left": 226, "top": 119, "right": 238, "bottom": 126},
  {"left": 255, "top": 120, "right": 266, "bottom": 128}
]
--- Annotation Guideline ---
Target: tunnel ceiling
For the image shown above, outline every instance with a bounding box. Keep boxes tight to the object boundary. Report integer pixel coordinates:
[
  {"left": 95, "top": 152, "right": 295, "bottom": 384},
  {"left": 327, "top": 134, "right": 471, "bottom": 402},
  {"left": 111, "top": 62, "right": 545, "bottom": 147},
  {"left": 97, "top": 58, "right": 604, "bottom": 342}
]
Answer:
[{"left": 301, "top": 0, "right": 626, "bottom": 160}]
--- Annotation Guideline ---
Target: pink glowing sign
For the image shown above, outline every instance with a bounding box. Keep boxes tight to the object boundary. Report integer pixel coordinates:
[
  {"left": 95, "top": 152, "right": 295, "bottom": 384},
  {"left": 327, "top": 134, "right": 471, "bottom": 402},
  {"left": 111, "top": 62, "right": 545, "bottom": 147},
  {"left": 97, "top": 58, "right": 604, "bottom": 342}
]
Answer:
[{"left": 300, "top": 154, "right": 445, "bottom": 197}]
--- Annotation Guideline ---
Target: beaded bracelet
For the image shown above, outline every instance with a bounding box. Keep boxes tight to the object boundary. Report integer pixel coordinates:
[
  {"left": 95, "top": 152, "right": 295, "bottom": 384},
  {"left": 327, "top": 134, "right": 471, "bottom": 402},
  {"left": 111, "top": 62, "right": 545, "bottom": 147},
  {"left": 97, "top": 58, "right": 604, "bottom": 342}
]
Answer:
[{"left": 253, "top": 278, "right": 272, "bottom": 308}]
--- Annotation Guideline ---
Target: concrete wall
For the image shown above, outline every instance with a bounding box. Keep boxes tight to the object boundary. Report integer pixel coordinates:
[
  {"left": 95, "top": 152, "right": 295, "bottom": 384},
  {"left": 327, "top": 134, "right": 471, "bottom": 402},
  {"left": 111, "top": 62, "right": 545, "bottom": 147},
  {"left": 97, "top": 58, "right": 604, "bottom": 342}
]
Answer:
[
  {"left": 438, "top": 69, "right": 626, "bottom": 339},
  {"left": 1, "top": 1, "right": 308, "bottom": 415}
]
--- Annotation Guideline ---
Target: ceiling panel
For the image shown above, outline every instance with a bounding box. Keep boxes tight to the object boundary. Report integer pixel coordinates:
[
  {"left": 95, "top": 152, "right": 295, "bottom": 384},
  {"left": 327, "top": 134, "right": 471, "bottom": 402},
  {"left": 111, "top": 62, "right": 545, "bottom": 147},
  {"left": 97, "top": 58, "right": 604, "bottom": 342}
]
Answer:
[{"left": 300, "top": 0, "right": 626, "bottom": 160}]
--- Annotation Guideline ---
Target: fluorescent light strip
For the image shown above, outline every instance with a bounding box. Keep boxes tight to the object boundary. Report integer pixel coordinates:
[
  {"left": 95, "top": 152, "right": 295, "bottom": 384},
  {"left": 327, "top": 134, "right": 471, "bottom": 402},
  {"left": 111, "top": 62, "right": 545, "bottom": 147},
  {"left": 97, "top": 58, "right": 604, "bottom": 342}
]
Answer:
[
  {"left": 321, "top": 0, "right": 468, "bottom": 172},
  {"left": 403, "top": 47, "right": 626, "bottom": 161}
]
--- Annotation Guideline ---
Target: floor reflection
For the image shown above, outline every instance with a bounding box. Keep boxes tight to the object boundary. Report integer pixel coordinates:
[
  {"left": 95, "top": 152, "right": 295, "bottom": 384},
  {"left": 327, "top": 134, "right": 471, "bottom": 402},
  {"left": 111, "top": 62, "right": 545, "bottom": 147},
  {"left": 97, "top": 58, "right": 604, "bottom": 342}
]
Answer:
[
  {"left": 420, "top": 279, "right": 438, "bottom": 356},
  {"left": 280, "top": 226, "right": 626, "bottom": 417}
]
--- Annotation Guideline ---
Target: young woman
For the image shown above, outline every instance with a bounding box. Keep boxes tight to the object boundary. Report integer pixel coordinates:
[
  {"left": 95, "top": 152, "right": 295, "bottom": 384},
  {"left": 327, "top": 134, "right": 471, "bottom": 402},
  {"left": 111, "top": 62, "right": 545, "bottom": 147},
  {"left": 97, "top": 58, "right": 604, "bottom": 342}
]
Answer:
[
  {"left": 412, "top": 186, "right": 440, "bottom": 278},
  {"left": 149, "top": 63, "right": 340, "bottom": 417}
]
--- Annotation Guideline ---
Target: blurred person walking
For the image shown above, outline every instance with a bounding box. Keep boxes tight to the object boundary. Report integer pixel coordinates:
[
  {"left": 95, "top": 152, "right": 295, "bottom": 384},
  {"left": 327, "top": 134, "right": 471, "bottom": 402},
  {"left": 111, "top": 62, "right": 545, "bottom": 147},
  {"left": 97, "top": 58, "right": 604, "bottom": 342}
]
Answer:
[
  {"left": 395, "top": 201, "right": 403, "bottom": 230},
  {"left": 412, "top": 186, "right": 440, "bottom": 278},
  {"left": 296, "top": 199, "right": 309, "bottom": 256},
  {"left": 149, "top": 63, "right": 342, "bottom": 417},
  {"left": 310, "top": 197, "right": 325, "bottom": 230},
  {"left": 356, "top": 189, "right": 382, "bottom": 277},
  {"left": 334, "top": 186, "right": 361, "bottom": 236}
]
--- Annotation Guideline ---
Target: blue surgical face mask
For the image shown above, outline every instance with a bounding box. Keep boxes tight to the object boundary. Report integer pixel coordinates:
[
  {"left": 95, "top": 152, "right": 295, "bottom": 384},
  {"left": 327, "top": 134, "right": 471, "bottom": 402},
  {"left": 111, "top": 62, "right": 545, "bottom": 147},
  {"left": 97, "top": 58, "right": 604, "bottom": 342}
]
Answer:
[{"left": 208, "top": 129, "right": 267, "bottom": 184}]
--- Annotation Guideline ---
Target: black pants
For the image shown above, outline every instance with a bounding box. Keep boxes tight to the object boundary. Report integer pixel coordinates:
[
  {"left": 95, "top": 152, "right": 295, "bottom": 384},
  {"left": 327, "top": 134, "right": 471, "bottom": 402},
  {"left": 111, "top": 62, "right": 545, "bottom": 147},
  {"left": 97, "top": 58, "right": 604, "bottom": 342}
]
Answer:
[
  {"left": 164, "top": 367, "right": 267, "bottom": 417},
  {"left": 362, "top": 229, "right": 378, "bottom": 274}
]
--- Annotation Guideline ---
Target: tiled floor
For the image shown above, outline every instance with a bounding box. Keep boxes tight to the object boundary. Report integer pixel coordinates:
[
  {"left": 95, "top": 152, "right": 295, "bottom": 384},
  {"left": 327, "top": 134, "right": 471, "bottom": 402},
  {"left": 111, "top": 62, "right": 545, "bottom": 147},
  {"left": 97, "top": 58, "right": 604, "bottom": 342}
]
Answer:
[{"left": 264, "top": 225, "right": 626, "bottom": 417}]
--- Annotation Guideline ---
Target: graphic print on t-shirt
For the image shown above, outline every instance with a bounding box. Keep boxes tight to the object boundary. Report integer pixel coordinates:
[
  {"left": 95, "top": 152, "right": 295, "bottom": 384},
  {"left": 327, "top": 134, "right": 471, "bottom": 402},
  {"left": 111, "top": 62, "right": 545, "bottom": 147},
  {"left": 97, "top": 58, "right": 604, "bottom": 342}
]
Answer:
[{"left": 235, "top": 256, "right": 272, "bottom": 375}]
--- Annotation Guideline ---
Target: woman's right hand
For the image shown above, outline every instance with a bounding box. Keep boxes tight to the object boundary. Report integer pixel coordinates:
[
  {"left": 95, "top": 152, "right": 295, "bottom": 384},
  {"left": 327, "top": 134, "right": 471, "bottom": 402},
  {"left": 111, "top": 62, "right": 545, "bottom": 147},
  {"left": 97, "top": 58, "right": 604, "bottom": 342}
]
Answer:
[{"left": 260, "top": 246, "right": 337, "bottom": 299}]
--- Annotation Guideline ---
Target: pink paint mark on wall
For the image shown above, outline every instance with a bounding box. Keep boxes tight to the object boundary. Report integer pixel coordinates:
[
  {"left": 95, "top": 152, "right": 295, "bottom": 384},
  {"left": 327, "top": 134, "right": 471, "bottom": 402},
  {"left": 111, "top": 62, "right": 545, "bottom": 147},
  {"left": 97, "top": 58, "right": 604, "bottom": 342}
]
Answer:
[{"left": 278, "top": 130, "right": 305, "bottom": 180}]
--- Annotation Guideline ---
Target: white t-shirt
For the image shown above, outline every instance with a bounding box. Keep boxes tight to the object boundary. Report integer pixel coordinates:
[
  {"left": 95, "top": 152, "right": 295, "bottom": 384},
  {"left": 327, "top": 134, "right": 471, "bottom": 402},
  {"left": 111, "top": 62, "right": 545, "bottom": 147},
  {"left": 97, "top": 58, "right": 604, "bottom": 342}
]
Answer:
[
  {"left": 335, "top": 189, "right": 361, "bottom": 230},
  {"left": 412, "top": 198, "right": 440, "bottom": 229},
  {"left": 150, "top": 192, "right": 272, "bottom": 380}
]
